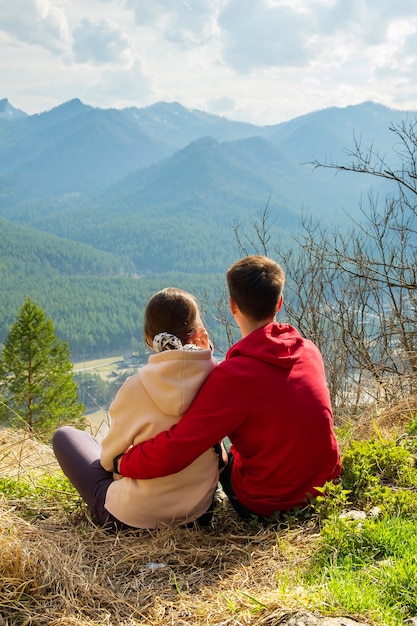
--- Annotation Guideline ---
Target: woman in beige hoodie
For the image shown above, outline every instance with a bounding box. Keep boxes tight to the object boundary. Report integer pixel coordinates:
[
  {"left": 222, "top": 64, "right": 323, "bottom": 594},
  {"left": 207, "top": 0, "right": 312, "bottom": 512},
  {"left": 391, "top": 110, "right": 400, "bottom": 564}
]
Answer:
[{"left": 53, "top": 288, "right": 220, "bottom": 530}]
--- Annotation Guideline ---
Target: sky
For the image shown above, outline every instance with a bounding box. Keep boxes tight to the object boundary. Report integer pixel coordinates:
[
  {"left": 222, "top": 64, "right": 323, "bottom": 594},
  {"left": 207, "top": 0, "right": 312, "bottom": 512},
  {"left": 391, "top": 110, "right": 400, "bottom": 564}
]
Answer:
[{"left": 1, "top": 0, "right": 417, "bottom": 126}]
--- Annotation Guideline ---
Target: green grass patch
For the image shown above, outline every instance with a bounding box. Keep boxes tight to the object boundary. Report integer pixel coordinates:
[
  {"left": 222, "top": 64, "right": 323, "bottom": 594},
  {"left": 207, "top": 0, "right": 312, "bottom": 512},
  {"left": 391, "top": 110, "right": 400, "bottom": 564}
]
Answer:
[
  {"left": 0, "top": 472, "right": 83, "bottom": 520},
  {"left": 302, "top": 430, "right": 417, "bottom": 625},
  {"left": 306, "top": 516, "right": 417, "bottom": 625}
]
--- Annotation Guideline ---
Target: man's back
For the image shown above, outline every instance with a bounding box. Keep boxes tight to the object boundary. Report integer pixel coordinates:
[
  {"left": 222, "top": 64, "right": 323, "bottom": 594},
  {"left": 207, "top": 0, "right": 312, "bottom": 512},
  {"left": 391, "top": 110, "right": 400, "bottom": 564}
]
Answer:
[{"left": 216, "top": 322, "right": 341, "bottom": 514}]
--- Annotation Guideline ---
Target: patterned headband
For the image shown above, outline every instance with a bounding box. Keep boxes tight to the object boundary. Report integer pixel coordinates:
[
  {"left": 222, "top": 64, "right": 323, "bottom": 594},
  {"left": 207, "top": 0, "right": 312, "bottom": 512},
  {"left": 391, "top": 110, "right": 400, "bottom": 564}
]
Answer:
[
  {"left": 152, "top": 332, "right": 201, "bottom": 353},
  {"left": 153, "top": 333, "right": 183, "bottom": 352}
]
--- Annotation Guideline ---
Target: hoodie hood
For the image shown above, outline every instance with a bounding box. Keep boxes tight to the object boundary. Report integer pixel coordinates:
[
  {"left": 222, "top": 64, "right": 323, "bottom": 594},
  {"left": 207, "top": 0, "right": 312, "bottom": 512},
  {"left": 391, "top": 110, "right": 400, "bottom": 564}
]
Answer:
[
  {"left": 138, "top": 348, "right": 216, "bottom": 415},
  {"left": 227, "top": 322, "right": 304, "bottom": 369}
]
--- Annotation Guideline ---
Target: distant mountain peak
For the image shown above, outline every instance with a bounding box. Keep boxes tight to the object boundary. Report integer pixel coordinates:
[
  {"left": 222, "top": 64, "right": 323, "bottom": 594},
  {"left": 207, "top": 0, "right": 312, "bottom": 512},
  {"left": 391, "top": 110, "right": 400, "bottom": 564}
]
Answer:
[
  {"left": 149, "top": 101, "right": 186, "bottom": 112},
  {"left": 0, "top": 98, "right": 27, "bottom": 120},
  {"left": 50, "top": 98, "right": 91, "bottom": 113},
  {"left": 33, "top": 97, "right": 93, "bottom": 124},
  {"left": 142, "top": 101, "right": 195, "bottom": 122}
]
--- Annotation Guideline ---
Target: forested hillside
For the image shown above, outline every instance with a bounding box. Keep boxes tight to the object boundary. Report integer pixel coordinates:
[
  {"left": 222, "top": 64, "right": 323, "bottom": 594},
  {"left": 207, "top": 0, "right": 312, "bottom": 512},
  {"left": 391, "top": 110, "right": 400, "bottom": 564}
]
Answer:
[
  {"left": 0, "top": 220, "right": 226, "bottom": 358},
  {"left": 29, "top": 136, "right": 291, "bottom": 273},
  {"left": 1, "top": 99, "right": 415, "bottom": 359}
]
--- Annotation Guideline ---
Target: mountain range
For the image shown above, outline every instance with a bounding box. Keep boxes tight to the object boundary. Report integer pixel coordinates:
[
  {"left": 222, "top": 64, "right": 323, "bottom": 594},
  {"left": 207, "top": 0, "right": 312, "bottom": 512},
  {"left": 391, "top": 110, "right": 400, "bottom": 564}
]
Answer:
[
  {"left": 0, "top": 97, "right": 415, "bottom": 357},
  {"left": 1, "top": 98, "right": 411, "bottom": 270}
]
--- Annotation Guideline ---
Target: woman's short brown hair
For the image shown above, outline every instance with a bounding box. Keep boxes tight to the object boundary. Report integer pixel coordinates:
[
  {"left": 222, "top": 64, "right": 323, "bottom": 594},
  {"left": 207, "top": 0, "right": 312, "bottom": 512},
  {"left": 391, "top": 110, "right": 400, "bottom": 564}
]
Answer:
[
  {"left": 143, "top": 288, "right": 202, "bottom": 349},
  {"left": 226, "top": 255, "right": 285, "bottom": 321}
]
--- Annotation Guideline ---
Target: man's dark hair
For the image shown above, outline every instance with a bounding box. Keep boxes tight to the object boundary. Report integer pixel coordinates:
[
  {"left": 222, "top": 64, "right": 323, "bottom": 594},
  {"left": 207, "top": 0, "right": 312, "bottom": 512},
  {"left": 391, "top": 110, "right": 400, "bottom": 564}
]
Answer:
[{"left": 226, "top": 255, "right": 285, "bottom": 321}]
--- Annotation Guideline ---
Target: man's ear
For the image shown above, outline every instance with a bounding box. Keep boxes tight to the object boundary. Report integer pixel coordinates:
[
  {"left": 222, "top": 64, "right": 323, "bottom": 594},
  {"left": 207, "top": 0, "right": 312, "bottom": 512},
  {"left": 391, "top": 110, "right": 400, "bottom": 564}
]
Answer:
[
  {"left": 229, "top": 296, "right": 238, "bottom": 315},
  {"left": 276, "top": 295, "right": 284, "bottom": 312}
]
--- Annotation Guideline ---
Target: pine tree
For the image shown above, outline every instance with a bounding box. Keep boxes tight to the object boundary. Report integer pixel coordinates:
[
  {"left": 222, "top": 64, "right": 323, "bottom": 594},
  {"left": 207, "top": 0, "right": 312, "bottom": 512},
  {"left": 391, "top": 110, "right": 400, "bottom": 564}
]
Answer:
[{"left": 0, "top": 297, "right": 85, "bottom": 439}]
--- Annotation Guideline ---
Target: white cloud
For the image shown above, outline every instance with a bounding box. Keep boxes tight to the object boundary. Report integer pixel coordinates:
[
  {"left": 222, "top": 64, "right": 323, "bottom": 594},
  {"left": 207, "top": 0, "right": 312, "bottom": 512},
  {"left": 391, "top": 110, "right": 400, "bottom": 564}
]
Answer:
[
  {"left": 86, "top": 58, "right": 154, "bottom": 105},
  {"left": 0, "top": 0, "right": 70, "bottom": 53},
  {"left": 126, "top": 0, "right": 213, "bottom": 26},
  {"left": 73, "top": 18, "right": 133, "bottom": 64},
  {"left": 125, "top": 0, "right": 220, "bottom": 46},
  {"left": 208, "top": 95, "right": 236, "bottom": 115},
  {"left": 2, "top": 0, "right": 417, "bottom": 124},
  {"left": 217, "top": 0, "right": 417, "bottom": 74},
  {"left": 219, "top": 0, "right": 311, "bottom": 72}
]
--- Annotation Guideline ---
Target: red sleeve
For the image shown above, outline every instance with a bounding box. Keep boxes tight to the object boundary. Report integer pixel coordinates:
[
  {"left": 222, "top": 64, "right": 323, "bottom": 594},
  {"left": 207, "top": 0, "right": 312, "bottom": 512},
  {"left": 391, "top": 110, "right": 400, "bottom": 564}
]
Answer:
[{"left": 119, "top": 363, "right": 242, "bottom": 479}]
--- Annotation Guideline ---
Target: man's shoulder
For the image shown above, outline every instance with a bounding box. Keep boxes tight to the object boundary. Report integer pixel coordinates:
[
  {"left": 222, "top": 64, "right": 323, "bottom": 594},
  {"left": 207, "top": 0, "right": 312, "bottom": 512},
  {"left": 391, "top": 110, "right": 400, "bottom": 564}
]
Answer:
[{"left": 205, "top": 354, "right": 242, "bottom": 378}]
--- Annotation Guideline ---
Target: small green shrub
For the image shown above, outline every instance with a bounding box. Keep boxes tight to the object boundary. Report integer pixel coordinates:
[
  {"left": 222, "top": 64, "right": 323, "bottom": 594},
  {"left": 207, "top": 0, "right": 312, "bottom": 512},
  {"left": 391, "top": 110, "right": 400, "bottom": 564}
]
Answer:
[
  {"left": 340, "top": 437, "right": 417, "bottom": 506},
  {"left": 0, "top": 476, "right": 31, "bottom": 499},
  {"left": 310, "top": 435, "right": 417, "bottom": 523},
  {"left": 311, "top": 481, "right": 352, "bottom": 520},
  {"left": 369, "top": 485, "right": 417, "bottom": 519},
  {"left": 0, "top": 472, "right": 83, "bottom": 520},
  {"left": 406, "top": 413, "right": 417, "bottom": 436}
]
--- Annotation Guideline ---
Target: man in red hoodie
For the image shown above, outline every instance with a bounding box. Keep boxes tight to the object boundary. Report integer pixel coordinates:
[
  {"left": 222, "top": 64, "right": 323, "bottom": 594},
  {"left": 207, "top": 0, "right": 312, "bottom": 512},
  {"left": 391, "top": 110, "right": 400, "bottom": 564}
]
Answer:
[{"left": 118, "top": 255, "right": 341, "bottom": 519}]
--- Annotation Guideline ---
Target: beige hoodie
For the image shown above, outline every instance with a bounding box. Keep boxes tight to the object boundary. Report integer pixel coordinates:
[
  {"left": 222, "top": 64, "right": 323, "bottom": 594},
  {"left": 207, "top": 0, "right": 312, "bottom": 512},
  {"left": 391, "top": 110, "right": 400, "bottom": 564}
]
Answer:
[{"left": 101, "top": 348, "right": 219, "bottom": 528}]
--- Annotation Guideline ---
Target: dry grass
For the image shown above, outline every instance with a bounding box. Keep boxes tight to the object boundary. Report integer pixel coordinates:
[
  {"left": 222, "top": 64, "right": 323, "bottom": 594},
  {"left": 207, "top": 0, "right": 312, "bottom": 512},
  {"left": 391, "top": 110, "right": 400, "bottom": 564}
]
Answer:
[
  {"left": 0, "top": 429, "right": 57, "bottom": 478},
  {"left": 0, "top": 505, "right": 319, "bottom": 625},
  {"left": 3, "top": 390, "right": 413, "bottom": 626},
  {"left": 338, "top": 393, "right": 417, "bottom": 442},
  {"left": 0, "top": 428, "right": 321, "bottom": 626}
]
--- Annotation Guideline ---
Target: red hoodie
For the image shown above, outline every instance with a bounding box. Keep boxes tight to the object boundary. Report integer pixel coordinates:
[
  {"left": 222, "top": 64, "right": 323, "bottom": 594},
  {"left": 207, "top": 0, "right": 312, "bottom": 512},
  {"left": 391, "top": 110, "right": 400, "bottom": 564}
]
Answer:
[{"left": 121, "top": 323, "right": 341, "bottom": 515}]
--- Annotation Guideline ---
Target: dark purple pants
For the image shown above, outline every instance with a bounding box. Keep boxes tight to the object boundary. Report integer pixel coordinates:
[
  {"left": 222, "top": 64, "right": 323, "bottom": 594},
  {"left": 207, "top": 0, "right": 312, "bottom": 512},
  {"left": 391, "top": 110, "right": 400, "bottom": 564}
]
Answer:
[
  {"left": 52, "top": 426, "right": 131, "bottom": 530},
  {"left": 52, "top": 426, "right": 214, "bottom": 530}
]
